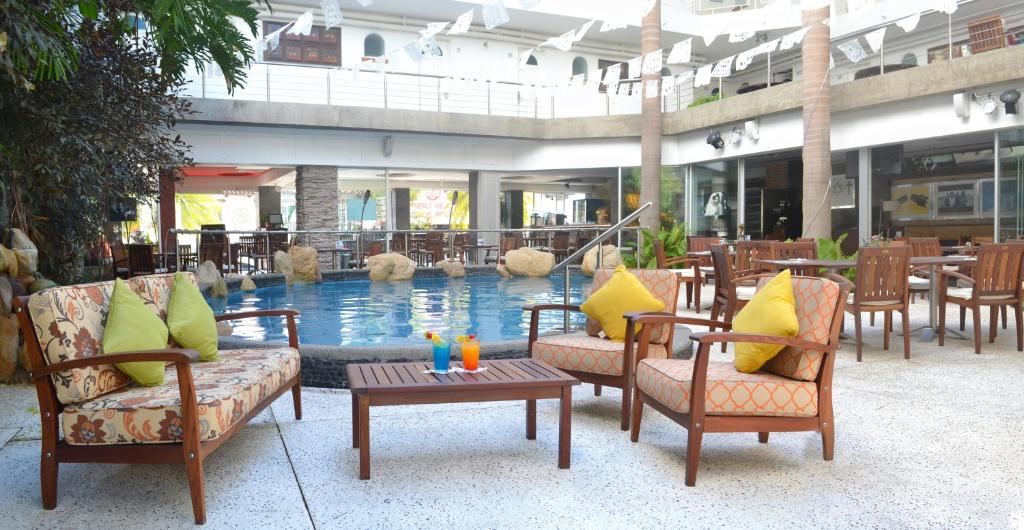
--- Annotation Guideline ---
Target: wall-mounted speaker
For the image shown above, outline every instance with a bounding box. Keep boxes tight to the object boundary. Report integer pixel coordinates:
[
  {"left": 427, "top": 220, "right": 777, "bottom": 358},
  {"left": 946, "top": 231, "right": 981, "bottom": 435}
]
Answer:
[{"left": 382, "top": 135, "right": 394, "bottom": 157}]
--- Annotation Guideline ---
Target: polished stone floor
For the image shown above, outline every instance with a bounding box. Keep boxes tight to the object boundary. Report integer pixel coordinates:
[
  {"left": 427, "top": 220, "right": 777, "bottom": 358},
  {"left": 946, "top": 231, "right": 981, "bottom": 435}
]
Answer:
[{"left": 1, "top": 293, "right": 1022, "bottom": 529}]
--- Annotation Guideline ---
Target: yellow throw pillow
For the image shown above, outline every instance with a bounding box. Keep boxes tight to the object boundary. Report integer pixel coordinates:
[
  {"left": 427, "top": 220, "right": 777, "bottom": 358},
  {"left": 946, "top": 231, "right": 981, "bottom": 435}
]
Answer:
[
  {"left": 102, "top": 278, "right": 170, "bottom": 386},
  {"left": 167, "top": 272, "right": 220, "bottom": 361},
  {"left": 581, "top": 265, "right": 666, "bottom": 342},
  {"left": 733, "top": 269, "right": 799, "bottom": 373}
]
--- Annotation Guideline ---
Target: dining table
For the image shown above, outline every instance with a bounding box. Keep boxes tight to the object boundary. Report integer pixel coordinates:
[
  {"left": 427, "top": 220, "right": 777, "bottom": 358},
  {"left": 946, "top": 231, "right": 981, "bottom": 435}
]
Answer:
[{"left": 754, "top": 255, "right": 977, "bottom": 342}]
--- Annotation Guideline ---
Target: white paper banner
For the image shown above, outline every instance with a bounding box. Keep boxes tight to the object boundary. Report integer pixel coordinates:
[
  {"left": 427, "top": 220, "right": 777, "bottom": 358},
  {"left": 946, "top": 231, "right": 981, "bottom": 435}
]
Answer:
[
  {"left": 661, "top": 79, "right": 674, "bottom": 97},
  {"left": 519, "top": 48, "right": 534, "bottom": 66},
  {"left": 735, "top": 49, "right": 756, "bottom": 71},
  {"left": 600, "top": 20, "right": 628, "bottom": 32},
  {"left": 837, "top": 39, "right": 867, "bottom": 63},
  {"left": 711, "top": 56, "right": 733, "bottom": 78},
  {"left": 641, "top": 50, "right": 663, "bottom": 75},
  {"left": 729, "top": 30, "right": 755, "bottom": 43},
  {"left": 864, "top": 26, "right": 886, "bottom": 53},
  {"left": 483, "top": 0, "right": 510, "bottom": 30},
  {"left": 896, "top": 13, "right": 921, "bottom": 33},
  {"left": 779, "top": 27, "right": 810, "bottom": 51},
  {"left": 639, "top": 0, "right": 657, "bottom": 18},
  {"left": 265, "top": 27, "right": 284, "bottom": 51},
  {"left": 421, "top": 21, "right": 449, "bottom": 39},
  {"left": 448, "top": 10, "right": 474, "bottom": 35},
  {"left": 574, "top": 20, "right": 596, "bottom": 42},
  {"left": 570, "top": 73, "right": 585, "bottom": 87},
  {"left": 519, "top": 0, "right": 541, "bottom": 8},
  {"left": 675, "top": 71, "right": 693, "bottom": 86},
  {"left": 694, "top": 64, "right": 713, "bottom": 87},
  {"left": 937, "top": 0, "right": 959, "bottom": 15},
  {"left": 645, "top": 79, "right": 659, "bottom": 99},
  {"left": 760, "top": 38, "right": 780, "bottom": 55},
  {"left": 320, "top": 0, "right": 343, "bottom": 29},
  {"left": 287, "top": 11, "right": 314, "bottom": 36},
  {"left": 378, "top": 55, "right": 389, "bottom": 75},
  {"left": 667, "top": 38, "right": 692, "bottom": 65},
  {"left": 602, "top": 63, "right": 621, "bottom": 86},
  {"left": 404, "top": 42, "right": 424, "bottom": 63},
  {"left": 627, "top": 57, "right": 642, "bottom": 79},
  {"left": 544, "top": 30, "right": 576, "bottom": 51}
]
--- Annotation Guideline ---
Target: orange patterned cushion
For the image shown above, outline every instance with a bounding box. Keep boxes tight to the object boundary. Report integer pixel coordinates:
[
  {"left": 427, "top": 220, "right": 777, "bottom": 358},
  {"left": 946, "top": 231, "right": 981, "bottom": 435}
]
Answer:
[
  {"left": 636, "top": 358, "right": 818, "bottom": 417},
  {"left": 585, "top": 268, "right": 679, "bottom": 344},
  {"left": 532, "top": 332, "right": 668, "bottom": 376},
  {"left": 760, "top": 276, "right": 841, "bottom": 382},
  {"left": 61, "top": 347, "right": 299, "bottom": 445}
]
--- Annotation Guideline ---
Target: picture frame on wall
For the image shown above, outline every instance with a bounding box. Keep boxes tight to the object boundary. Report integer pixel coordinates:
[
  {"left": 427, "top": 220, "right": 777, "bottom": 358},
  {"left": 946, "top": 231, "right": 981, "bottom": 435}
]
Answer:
[
  {"left": 890, "top": 182, "right": 931, "bottom": 220},
  {"left": 831, "top": 175, "right": 856, "bottom": 209},
  {"left": 934, "top": 181, "right": 977, "bottom": 219},
  {"left": 979, "top": 179, "right": 1019, "bottom": 217}
]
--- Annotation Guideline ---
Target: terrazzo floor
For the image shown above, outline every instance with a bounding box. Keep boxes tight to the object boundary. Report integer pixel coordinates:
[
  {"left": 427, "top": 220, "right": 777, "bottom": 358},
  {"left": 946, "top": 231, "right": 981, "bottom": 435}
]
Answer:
[{"left": 1, "top": 292, "right": 1023, "bottom": 529}]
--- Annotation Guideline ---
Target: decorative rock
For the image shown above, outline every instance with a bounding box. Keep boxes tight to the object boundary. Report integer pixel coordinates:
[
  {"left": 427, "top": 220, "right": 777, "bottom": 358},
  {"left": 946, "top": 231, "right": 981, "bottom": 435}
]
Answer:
[
  {"left": 0, "top": 314, "right": 19, "bottom": 381},
  {"left": 196, "top": 260, "right": 221, "bottom": 291},
  {"left": 439, "top": 260, "right": 465, "bottom": 278},
  {"left": 504, "top": 247, "right": 556, "bottom": 277},
  {"left": 0, "top": 278, "right": 11, "bottom": 315},
  {"left": 29, "top": 278, "right": 58, "bottom": 294},
  {"left": 240, "top": 276, "right": 257, "bottom": 291},
  {"left": 6, "top": 277, "right": 26, "bottom": 299},
  {"left": 496, "top": 265, "right": 512, "bottom": 279},
  {"left": 367, "top": 253, "right": 416, "bottom": 281},
  {"left": 289, "top": 246, "right": 321, "bottom": 283},
  {"left": 211, "top": 277, "right": 228, "bottom": 298},
  {"left": 273, "top": 250, "right": 294, "bottom": 285},
  {"left": 7, "top": 228, "right": 38, "bottom": 275},
  {"left": 582, "top": 245, "right": 623, "bottom": 276},
  {"left": 216, "top": 321, "right": 233, "bottom": 336},
  {"left": 0, "top": 245, "right": 14, "bottom": 276}
]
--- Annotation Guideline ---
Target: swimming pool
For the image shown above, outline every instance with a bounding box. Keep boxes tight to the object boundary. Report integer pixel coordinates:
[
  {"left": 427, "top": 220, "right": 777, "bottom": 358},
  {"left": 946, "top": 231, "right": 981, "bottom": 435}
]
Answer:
[{"left": 207, "top": 274, "right": 590, "bottom": 347}]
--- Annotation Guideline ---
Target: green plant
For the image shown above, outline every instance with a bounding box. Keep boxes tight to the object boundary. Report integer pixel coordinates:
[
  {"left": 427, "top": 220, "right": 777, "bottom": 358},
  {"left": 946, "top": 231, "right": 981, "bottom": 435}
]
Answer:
[
  {"left": 628, "top": 224, "right": 687, "bottom": 269},
  {"left": 687, "top": 94, "right": 724, "bottom": 108},
  {"left": 817, "top": 233, "right": 857, "bottom": 281}
]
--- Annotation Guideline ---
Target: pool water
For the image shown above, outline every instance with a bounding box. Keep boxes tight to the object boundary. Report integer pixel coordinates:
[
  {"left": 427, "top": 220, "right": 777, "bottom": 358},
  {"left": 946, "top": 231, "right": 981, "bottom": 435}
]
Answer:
[{"left": 207, "top": 275, "right": 590, "bottom": 347}]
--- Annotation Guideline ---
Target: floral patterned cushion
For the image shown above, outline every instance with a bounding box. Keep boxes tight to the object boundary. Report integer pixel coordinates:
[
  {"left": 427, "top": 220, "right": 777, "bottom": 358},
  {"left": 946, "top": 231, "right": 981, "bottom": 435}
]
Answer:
[
  {"left": 585, "top": 268, "right": 679, "bottom": 344},
  {"left": 61, "top": 347, "right": 299, "bottom": 445},
  {"left": 532, "top": 332, "right": 667, "bottom": 377},
  {"left": 127, "top": 272, "right": 194, "bottom": 319},
  {"left": 760, "top": 276, "right": 842, "bottom": 382},
  {"left": 636, "top": 358, "right": 818, "bottom": 417},
  {"left": 27, "top": 280, "right": 132, "bottom": 405}
]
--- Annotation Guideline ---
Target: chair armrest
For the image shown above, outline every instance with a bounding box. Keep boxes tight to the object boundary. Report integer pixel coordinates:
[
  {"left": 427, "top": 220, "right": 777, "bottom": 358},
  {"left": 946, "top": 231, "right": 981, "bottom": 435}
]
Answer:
[
  {"left": 822, "top": 272, "right": 854, "bottom": 290},
  {"left": 934, "top": 269, "right": 974, "bottom": 285},
  {"left": 663, "top": 257, "right": 698, "bottom": 268},
  {"left": 733, "top": 272, "right": 776, "bottom": 285},
  {"left": 216, "top": 309, "right": 301, "bottom": 348},
  {"left": 524, "top": 304, "right": 584, "bottom": 346},
  {"left": 689, "top": 332, "right": 832, "bottom": 353},
  {"left": 629, "top": 313, "right": 733, "bottom": 330},
  {"left": 32, "top": 349, "right": 200, "bottom": 379}
]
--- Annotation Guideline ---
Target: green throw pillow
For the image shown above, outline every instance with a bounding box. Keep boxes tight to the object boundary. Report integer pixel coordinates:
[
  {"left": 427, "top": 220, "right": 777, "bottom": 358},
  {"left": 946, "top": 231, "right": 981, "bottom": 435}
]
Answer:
[
  {"left": 167, "top": 272, "right": 220, "bottom": 362},
  {"left": 103, "top": 278, "right": 169, "bottom": 386}
]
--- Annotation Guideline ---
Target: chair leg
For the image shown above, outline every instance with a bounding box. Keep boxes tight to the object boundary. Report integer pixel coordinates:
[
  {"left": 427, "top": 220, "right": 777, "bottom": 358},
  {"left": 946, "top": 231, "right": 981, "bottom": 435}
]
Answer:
[
  {"left": 292, "top": 381, "right": 303, "bottom": 421},
  {"left": 684, "top": 425, "right": 704, "bottom": 487},
  {"left": 40, "top": 453, "right": 58, "bottom": 510},
  {"left": 694, "top": 281, "right": 702, "bottom": 315},
  {"left": 989, "top": 305, "right": 998, "bottom": 344},
  {"left": 1016, "top": 303, "right": 1023, "bottom": 352},
  {"left": 854, "top": 312, "right": 863, "bottom": 362},
  {"left": 938, "top": 298, "right": 947, "bottom": 346},
  {"left": 972, "top": 305, "right": 982, "bottom": 354},
  {"left": 821, "top": 418, "right": 835, "bottom": 461},
  {"left": 594, "top": 384, "right": 602, "bottom": 396},
  {"left": 902, "top": 306, "right": 911, "bottom": 360},
  {"left": 630, "top": 389, "right": 643, "bottom": 443},
  {"left": 721, "top": 302, "right": 735, "bottom": 353},
  {"left": 960, "top": 306, "right": 966, "bottom": 331},
  {"left": 883, "top": 311, "right": 891, "bottom": 351},
  {"left": 620, "top": 381, "right": 631, "bottom": 431},
  {"left": 870, "top": 312, "right": 875, "bottom": 327},
  {"left": 1001, "top": 305, "right": 1008, "bottom": 330},
  {"left": 685, "top": 282, "right": 693, "bottom": 309},
  {"left": 758, "top": 432, "right": 769, "bottom": 444},
  {"left": 185, "top": 455, "right": 207, "bottom": 525}
]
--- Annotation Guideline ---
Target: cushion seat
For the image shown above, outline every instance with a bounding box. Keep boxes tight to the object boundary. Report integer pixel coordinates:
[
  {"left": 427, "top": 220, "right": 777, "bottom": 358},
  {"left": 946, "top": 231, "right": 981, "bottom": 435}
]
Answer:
[
  {"left": 736, "top": 285, "right": 757, "bottom": 300},
  {"left": 848, "top": 294, "right": 902, "bottom": 306},
  {"left": 947, "top": 287, "right": 1014, "bottom": 301},
  {"left": 674, "top": 268, "right": 697, "bottom": 278},
  {"left": 699, "top": 266, "right": 715, "bottom": 275},
  {"left": 908, "top": 275, "right": 930, "bottom": 289},
  {"left": 61, "top": 347, "right": 300, "bottom": 445},
  {"left": 636, "top": 358, "right": 818, "bottom": 417},
  {"left": 532, "top": 332, "right": 667, "bottom": 377}
]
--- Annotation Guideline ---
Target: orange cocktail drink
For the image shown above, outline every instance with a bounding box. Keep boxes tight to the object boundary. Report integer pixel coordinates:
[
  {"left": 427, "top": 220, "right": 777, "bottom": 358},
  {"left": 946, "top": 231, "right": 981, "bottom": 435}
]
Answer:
[{"left": 461, "top": 339, "right": 480, "bottom": 371}]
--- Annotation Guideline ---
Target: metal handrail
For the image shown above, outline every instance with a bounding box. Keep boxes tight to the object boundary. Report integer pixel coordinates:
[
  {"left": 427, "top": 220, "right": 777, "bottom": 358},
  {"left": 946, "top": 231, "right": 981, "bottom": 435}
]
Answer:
[{"left": 554, "top": 201, "right": 653, "bottom": 331}]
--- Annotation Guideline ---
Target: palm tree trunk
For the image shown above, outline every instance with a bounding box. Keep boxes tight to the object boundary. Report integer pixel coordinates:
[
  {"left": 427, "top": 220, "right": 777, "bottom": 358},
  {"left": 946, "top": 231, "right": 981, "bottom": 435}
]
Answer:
[
  {"left": 801, "top": 5, "right": 832, "bottom": 239},
  {"left": 639, "top": 1, "right": 662, "bottom": 232}
]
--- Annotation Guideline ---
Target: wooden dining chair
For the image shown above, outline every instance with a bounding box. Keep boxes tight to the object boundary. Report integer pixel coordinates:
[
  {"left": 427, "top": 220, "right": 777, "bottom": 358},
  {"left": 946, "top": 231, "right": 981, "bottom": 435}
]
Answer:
[
  {"left": 127, "top": 244, "right": 159, "bottom": 277},
  {"left": 654, "top": 240, "right": 700, "bottom": 313},
  {"left": 550, "top": 232, "right": 572, "bottom": 262},
  {"left": 709, "top": 245, "right": 772, "bottom": 351},
  {"left": 840, "top": 246, "right": 912, "bottom": 362},
  {"left": 733, "top": 240, "right": 773, "bottom": 277},
  {"left": 110, "top": 244, "right": 130, "bottom": 279},
  {"left": 937, "top": 243, "right": 1024, "bottom": 354},
  {"left": 907, "top": 237, "right": 942, "bottom": 302},
  {"left": 686, "top": 236, "right": 723, "bottom": 283},
  {"left": 769, "top": 241, "right": 818, "bottom": 276}
]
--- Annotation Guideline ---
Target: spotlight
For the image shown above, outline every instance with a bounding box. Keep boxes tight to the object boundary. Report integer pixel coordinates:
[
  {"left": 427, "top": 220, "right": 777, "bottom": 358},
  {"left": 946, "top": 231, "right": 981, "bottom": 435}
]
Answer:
[
  {"left": 1001, "top": 89, "right": 1021, "bottom": 115},
  {"left": 730, "top": 128, "right": 744, "bottom": 145},
  {"left": 982, "top": 95, "right": 997, "bottom": 115},
  {"left": 706, "top": 131, "right": 725, "bottom": 150}
]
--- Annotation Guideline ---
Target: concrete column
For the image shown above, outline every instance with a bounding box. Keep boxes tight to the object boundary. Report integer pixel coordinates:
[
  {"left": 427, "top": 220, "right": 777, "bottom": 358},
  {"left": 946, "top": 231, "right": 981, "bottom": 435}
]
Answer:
[
  {"left": 469, "top": 171, "right": 501, "bottom": 247},
  {"left": 801, "top": 4, "right": 832, "bottom": 239},
  {"left": 158, "top": 170, "right": 177, "bottom": 253},
  {"left": 392, "top": 188, "right": 411, "bottom": 231},
  {"left": 258, "top": 186, "right": 281, "bottom": 226},
  {"left": 295, "top": 165, "right": 338, "bottom": 268},
  {"left": 506, "top": 190, "right": 524, "bottom": 229}
]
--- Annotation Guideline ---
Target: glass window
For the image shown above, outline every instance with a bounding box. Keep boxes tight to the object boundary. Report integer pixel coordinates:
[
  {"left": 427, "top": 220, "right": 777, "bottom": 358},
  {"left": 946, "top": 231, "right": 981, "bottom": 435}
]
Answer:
[
  {"left": 660, "top": 166, "right": 686, "bottom": 231},
  {"left": 831, "top": 151, "right": 859, "bottom": 252},
  {"left": 742, "top": 153, "right": 802, "bottom": 240},
  {"left": 364, "top": 33, "right": 385, "bottom": 58},
  {"left": 998, "top": 129, "right": 1024, "bottom": 241},
  {"left": 691, "top": 160, "right": 738, "bottom": 238},
  {"left": 526, "top": 54, "right": 538, "bottom": 66},
  {"left": 263, "top": 21, "right": 341, "bottom": 66},
  {"left": 571, "top": 56, "right": 588, "bottom": 79}
]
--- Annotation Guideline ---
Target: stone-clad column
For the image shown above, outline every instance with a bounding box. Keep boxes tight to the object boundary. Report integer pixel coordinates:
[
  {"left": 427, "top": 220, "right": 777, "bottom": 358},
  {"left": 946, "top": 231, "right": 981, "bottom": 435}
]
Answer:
[
  {"left": 295, "top": 165, "right": 338, "bottom": 269},
  {"left": 801, "top": 4, "right": 832, "bottom": 239}
]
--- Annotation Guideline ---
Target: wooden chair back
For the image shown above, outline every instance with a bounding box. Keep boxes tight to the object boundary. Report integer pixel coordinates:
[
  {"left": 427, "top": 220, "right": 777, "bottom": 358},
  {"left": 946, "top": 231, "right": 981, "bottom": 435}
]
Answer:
[
  {"left": 390, "top": 233, "right": 408, "bottom": 254},
  {"left": 710, "top": 244, "right": 734, "bottom": 300},
  {"left": 653, "top": 240, "right": 690, "bottom": 269},
  {"left": 972, "top": 235, "right": 994, "bottom": 245},
  {"left": 852, "top": 246, "right": 910, "bottom": 304},
  {"left": 687, "top": 236, "right": 722, "bottom": 266},
  {"left": 501, "top": 234, "right": 524, "bottom": 253},
  {"left": 972, "top": 244, "right": 1024, "bottom": 298},
  {"left": 770, "top": 241, "right": 818, "bottom": 276},
  {"left": 552, "top": 232, "right": 570, "bottom": 251},
  {"left": 127, "top": 244, "right": 156, "bottom": 276},
  {"left": 908, "top": 237, "right": 941, "bottom": 257},
  {"left": 734, "top": 240, "right": 773, "bottom": 272}
]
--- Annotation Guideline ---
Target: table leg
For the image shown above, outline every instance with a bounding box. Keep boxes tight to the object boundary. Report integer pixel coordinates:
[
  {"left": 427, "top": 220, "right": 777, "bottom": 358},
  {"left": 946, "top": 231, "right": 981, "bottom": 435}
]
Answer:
[
  {"left": 357, "top": 395, "right": 370, "bottom": 480},
  {"left": 558, "top": 386, "right": 571, "bottom": 469},
  {"left": 526, "top": 399, "right": 536, "bottom": 440},
  {"left": 351, "top": 394, "right": 359, "bottom": 448}
]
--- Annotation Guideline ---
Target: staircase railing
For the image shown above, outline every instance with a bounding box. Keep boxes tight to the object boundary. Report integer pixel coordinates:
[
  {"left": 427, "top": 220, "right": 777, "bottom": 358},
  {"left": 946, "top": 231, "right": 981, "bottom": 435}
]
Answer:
[{"left": 552, "top": 202, "right": 653, "bottom": 331}]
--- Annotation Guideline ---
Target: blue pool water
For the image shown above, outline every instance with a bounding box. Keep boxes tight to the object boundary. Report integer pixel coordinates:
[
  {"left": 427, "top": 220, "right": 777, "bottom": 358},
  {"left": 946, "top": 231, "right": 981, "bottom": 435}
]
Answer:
[{"left": 207, "top": 275, "right": 590, "bottom": 347}]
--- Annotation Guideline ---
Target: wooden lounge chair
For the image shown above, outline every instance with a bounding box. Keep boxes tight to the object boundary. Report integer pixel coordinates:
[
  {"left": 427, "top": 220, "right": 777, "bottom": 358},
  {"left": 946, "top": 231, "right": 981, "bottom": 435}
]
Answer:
[
  {"left": 629, "top": 274, "right": 848, "bottom": 486},
  {"left": 937, "top": 243, "right": 1024, "bottom": 354},
  {"left": 525, "top": 269, "right": 680, "bottom": 430},
  {"left": 13, "top": 273, "right": 302, "bottom": 524}
]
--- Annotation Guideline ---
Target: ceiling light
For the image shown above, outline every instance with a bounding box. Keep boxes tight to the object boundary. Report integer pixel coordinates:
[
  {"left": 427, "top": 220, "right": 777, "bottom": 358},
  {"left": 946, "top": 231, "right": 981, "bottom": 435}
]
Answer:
[
  {"left": 706, "top": 131, "right": 725, "bottom": 150},
  {"left": 1001, "top": 89, "right": 1021, "bottom": 115}
]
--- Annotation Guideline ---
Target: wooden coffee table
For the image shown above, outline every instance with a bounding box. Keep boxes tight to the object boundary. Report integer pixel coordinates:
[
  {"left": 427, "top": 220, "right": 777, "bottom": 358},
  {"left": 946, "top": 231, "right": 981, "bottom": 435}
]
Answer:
[{"left": 346, "top": 359, "right": 580, "bottom": 479}]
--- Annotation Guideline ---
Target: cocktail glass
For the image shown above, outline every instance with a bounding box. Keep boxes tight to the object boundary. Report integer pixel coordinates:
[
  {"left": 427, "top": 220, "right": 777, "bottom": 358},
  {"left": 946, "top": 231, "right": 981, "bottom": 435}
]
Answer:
[
  {"left": 432, "top": 342, "right": 452, "bottom": 372},
  {"left": 461, "top": 339, "right": 480, "bottom": 371}
]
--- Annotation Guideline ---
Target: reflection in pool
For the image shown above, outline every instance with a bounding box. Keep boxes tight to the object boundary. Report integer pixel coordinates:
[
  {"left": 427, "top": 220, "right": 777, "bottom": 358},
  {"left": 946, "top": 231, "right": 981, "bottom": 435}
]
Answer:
[{"left": 207, "top": 274, "right": 590, "bottom": 347}]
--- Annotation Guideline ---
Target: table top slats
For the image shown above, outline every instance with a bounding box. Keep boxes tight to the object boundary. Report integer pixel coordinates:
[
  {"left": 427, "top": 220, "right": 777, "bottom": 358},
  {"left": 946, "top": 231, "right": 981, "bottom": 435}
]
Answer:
[{"left": 347, "top": 359, "right": 578, "bottom": 394}]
